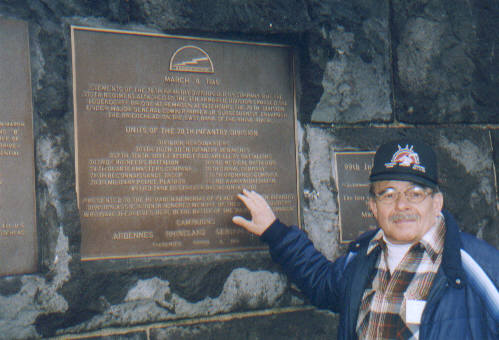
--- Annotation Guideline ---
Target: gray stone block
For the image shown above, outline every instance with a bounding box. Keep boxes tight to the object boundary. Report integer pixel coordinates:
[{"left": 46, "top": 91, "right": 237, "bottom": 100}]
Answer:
[{"left": 393, "top": 0, "right": 499, "bottom": 123}]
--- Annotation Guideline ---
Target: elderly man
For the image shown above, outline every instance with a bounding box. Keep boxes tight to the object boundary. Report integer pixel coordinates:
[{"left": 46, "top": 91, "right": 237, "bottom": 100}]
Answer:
[{"left": 233, "top": 139, "right": 499, "bottom": 339}]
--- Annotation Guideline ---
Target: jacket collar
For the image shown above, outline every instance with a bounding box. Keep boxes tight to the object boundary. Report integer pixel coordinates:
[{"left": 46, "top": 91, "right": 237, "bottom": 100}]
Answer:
[
  {"left": 348, "top": 228, "right": 378, "bottom": 254},
  {"left": 440, "top": 210, "right": 466, "bottom": 288}
]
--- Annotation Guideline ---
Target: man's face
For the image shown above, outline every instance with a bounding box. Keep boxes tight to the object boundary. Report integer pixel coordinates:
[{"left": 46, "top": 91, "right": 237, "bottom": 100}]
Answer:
[{"left": 368, "top": 180, "right": 443, "bottom": 244}]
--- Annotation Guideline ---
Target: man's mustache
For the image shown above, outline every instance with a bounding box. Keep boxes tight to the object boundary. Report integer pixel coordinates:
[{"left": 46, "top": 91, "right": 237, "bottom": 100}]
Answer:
[{"left": 390, "top": 214, "right": 418, "bottom": 222}]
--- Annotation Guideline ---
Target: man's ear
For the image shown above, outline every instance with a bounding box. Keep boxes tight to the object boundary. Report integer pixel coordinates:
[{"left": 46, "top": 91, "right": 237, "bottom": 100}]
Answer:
[
  {"left": 368, "top": 198, "right": 378, "bottom": 220},
  {"left": 432, "top": 192, "right": 444, "bottom": 215}
]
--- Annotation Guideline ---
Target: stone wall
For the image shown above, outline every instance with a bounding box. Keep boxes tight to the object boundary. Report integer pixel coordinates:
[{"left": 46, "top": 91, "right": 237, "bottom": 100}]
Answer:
[{"left": 0, "top": 1, "right": 497, "bottom": 339}]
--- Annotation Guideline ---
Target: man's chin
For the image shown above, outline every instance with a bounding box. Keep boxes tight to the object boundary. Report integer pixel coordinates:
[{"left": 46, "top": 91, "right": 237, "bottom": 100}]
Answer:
[{"left": 386, "top": 227, "right": 419, "bottom": 244}]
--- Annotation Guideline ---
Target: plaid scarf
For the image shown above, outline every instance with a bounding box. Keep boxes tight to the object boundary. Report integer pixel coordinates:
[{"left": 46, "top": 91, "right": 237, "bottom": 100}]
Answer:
[{"left": 356, "top": 216, "right": 445, "bottom": 339}]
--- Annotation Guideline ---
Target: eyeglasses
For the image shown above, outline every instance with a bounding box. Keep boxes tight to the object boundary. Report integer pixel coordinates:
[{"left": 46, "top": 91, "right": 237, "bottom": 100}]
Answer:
[{"left": 374, "top": 186, "right": 432, "bottom": 204}]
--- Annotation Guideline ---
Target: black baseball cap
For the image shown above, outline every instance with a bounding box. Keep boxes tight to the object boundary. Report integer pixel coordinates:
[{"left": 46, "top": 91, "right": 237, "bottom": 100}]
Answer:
[{"left": 369, "top": 139, "right": 438, "bottom": 189}]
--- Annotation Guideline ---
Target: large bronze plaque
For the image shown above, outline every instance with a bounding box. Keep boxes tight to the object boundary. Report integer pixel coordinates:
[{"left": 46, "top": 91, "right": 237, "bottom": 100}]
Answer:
[
  {"left": 71, "top": 27, "right": 300, "bottom": 260},
  {"left": 335, "top": 152, "right": 377, "bottom": 242},
  {"left": 0, "top": 18, "right": 37, "bottom": 275}
]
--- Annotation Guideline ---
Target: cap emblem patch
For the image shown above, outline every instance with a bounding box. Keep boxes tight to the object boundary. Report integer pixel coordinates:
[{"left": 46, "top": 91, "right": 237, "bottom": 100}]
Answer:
[{"left": 385, "top": 145, "right": 426, "bottom": 173}]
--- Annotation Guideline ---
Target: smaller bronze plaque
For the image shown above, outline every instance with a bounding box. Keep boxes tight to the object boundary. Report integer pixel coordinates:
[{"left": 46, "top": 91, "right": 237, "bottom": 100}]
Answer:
[
  {"left": 0, "top": 18, "right": 37, "bottom": 276},
  {"left": 335, "top": 152, "right": 377, "bottom": 242}
]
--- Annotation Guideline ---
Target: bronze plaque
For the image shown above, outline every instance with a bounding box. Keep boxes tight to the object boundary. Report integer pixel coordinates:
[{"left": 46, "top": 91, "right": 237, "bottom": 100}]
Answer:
[
  {"left": 71, "top": 27, "right": 300, "bottom": 260},
  {"left": 0, "top": 18, "right": 37, "bottom": 275},
  {"left": 335, "top": 152, "right": 377, "bottom": 242}
]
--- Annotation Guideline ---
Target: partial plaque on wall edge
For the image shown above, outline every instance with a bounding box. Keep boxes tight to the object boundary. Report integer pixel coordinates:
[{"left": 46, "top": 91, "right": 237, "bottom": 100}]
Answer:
[{"left": 0, "top": 17, "right": 37, "bottom": 276}]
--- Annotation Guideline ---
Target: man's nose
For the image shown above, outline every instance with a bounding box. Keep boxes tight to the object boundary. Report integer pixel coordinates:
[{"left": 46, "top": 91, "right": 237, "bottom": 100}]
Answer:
[{"left": 394, "top": 192, "right": 410, "bottom": 209}]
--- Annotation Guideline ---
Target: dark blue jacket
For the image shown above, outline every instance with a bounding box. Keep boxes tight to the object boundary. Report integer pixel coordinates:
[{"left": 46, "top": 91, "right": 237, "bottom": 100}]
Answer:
[{"left": 261, "top": 211, "right": 499, "bottom": 339}]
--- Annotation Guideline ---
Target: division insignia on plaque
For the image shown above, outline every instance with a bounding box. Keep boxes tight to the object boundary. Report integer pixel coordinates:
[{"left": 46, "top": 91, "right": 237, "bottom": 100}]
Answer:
[{"left": 170, "top": 45, "right": 214, "bottom": 73}]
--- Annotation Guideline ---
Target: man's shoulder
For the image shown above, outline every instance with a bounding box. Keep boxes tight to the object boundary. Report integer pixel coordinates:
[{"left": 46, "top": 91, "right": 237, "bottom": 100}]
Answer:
[
  {"left": 460, "top": 231, "right": 499, "bottom": 258},
  {"left": 459, "top": 231, "right": 499, "bottom": 284},
  {"left": 444, "top": 210, "right": 499, "bottom": 272},
  {"left": 459, "top": 231, "right": 499, "bottom": 323}
]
